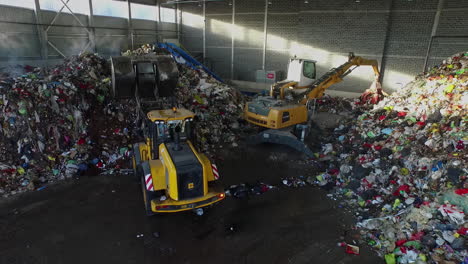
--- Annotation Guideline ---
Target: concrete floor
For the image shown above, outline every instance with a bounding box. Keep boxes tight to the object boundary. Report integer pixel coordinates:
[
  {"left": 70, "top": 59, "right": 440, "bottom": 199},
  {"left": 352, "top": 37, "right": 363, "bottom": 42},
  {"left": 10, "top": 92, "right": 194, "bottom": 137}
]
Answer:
[{"left": 0, "top": 145, "right": 382, "bottom": 264}]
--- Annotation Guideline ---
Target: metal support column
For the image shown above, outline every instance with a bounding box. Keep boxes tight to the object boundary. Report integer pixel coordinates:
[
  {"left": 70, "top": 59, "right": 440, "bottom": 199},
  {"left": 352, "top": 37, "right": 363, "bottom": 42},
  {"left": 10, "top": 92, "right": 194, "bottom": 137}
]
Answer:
[
  {"left": 230, "top": 0, "right": 235, "bottom": 80},
  {"left": 262, "top": 0, "right": 268, "bottom": 70},
  {"left": 88, "top": 0, "right": 96, "bottom": 52},
  {"left": 379, "top": 0, "right": 394, "bottom": 83},
  {"left": 176, "top": 3, "right": 181, "bottom": 44},
  {"left": 202, "top": 1, "right": 206, "bottom": 64},
  {"left": 156, "top": 0, "right": 161, "bottom": 42},
  {"left": 423, "top": 0, "right": 444, "bottom": 71},
  {"left": 33, "top": 0, "right": 48, "bottom": 65},
  {"left": 127, "top": 0, "right": 134, "bottom": 50}
]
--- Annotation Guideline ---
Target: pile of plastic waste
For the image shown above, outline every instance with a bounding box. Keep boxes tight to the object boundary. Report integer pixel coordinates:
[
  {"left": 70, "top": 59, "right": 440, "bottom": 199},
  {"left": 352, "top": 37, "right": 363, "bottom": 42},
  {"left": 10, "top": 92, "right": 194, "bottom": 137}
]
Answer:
[
  {"left": 175, "top": 67, "right": 244, "bottom": 153},
  {"left": 0, "top": 45, "right": 245, "bottom": 197},
  {"left": 0, "top": 54, "right": 136, "bottom": 196},
  {"left": 311, "top": 52, "right": 467, "bottom": 263}
]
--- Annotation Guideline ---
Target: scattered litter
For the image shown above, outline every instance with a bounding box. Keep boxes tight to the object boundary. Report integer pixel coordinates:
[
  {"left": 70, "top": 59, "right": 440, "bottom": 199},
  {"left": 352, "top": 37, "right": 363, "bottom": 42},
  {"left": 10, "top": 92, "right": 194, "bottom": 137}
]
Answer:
[{"left": 193, "top": 208, "right": 204, "bottom": 216}]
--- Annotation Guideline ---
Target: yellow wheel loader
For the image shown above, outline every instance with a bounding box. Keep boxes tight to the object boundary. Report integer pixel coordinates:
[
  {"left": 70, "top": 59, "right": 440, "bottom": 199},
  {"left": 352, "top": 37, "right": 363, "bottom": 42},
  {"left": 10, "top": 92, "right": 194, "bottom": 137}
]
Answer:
[
  {"left": 111, "top": 51, "right": 225, "bottom": 216},
  {"left": 245, "top": 52, "right": 386, "bottom": 157}
]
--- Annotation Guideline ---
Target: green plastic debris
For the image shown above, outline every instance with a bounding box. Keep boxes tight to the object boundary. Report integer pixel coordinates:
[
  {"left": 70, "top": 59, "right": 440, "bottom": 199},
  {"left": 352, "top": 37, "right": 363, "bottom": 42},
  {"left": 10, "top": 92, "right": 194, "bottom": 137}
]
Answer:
[
  {"left": 385, "top": 253, "right": 396, "bottom": 264},
  {"left": 97, "top": 95, "right": 105, "bottom": 103},
  {"left": 358, "top": 197, "right": 366, "bottom": 207},
  {"left": 400, "top": 168, "right": 409, "bottom": 175},
  {"left": 405, "top": 117, "right": 417, "bottom": 123},
  {"left": 418, "top": 254, "right": 427, "bottom": 262},
  {"left": 444, "top": 84, "right": 455, "bottom": 93},
  {"left": 17, "top": 167, "right": 25, "bottom": 174},
  {"left": 403, "top": 240, "right": 422, "bottom": 249},
  {"left": 358, "top": 113, "right": 368, "bottom": 120},
  {"left": 393, "top": 199, "right": 401, "bottom": 209},
  {"left": 447, "top": 64, "right": 453, "bottom": 69},
  {"left": 367, "top": 131, "right": 376, "bottom": 138},
  {"left": 119, "top": 147, "right": 128, "bottom": 155},
  {"left": 52, "top": 169, "right": 60, "bottom": 176},
  {"left": 194, "top": 94, "right": 204, "bottom": 104},
  {"left": 67, "top": 160, "right": 77, "bottom": 165},
  {"left": 440, "top": 190, "right": 468, "bottom": 212},
  {"left": 18, "top": 108, "right": 27, "bottom": 115},
  {"left": 456, "top": 68, "right": 465, "bottom": 75},
  {"left": 383, "top": 106, "right": 393, "bottom": 111}
]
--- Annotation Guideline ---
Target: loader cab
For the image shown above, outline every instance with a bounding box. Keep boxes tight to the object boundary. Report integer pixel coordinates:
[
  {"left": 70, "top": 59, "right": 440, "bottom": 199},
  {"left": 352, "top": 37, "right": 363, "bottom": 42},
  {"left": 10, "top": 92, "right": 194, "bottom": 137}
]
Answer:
[
  {"left": 145, "top": 108, "right": 195, "bottom": 160},
  {"left": 286, "top": 58, "right": 317, "bottom": 87}
]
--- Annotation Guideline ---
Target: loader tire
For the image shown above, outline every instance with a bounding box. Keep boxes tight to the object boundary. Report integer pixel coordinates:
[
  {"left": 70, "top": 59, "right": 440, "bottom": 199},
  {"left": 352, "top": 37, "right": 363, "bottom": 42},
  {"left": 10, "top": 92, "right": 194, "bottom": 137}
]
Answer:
[
  {"left": 133, "top": 143, "right": 143, "bottom": 182},
  {"left": 137, "top": 162, "right": 157, "bottom": 216}
]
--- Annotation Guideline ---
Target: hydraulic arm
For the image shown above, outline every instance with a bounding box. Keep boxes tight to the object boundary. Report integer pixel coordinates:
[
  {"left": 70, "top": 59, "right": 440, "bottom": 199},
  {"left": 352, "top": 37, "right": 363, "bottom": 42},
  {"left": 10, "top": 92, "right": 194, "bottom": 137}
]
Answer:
[{"left": 271, "top": 52, "right": 381, "bottom": 104}]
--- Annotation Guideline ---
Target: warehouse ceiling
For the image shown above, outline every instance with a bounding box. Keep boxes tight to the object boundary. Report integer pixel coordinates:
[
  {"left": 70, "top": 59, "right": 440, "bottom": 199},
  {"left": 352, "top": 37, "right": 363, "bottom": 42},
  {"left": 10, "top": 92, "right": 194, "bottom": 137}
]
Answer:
[{"left": 113, "top": 0, "right": 225, "bottom": 5}]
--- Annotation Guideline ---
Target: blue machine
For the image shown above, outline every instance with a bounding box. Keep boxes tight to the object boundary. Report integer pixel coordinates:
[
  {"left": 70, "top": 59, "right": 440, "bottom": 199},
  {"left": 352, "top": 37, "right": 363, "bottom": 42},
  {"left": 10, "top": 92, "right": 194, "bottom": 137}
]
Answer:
[{"left": 156, "top": 42, "right": 224, "bottom": 83}]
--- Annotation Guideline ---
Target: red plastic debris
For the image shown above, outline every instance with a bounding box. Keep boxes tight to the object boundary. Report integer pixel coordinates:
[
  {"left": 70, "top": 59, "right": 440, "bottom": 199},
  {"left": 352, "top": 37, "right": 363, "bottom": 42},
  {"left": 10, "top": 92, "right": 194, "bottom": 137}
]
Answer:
[
  {"left": 395, "top": 239, "right": 407, "bottom": 247},
  {"left": 454, "top": 188, "right": 468, "bottom": 196},
  {"left": 393, "top": 185, "right": 410, "bottom": 196},
  {"left": 410, "top": 231, "right": 424, "bottom": 241}
]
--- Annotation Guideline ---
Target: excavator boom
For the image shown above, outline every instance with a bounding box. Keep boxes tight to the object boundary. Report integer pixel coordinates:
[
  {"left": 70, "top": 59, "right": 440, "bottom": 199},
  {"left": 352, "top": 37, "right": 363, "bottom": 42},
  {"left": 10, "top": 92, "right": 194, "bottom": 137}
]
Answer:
[
  {"left": 297, "top": 54, "right": 380, "bottom": 104},
  {"left": 271, "top": 52, "right": 381, "bottom": 104}
]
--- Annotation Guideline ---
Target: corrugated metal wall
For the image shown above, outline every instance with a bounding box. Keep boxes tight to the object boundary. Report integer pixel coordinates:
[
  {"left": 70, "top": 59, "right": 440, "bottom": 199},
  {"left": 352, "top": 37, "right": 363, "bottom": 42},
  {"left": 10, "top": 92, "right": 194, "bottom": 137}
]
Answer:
[{"left": 0, "top": 1, "right": 177, "bottom": 67}]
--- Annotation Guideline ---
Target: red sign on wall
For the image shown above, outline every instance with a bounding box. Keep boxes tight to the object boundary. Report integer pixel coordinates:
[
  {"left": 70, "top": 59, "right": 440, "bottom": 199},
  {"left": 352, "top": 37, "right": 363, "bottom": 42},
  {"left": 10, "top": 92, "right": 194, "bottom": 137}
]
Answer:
[{"left": 267, "top": 73, "right": 275, "bottom": 79}]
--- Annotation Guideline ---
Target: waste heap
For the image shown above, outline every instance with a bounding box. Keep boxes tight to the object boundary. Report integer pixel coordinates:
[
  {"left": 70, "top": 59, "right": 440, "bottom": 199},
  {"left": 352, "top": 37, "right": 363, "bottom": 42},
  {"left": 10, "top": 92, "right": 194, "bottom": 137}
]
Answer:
[
  {"left": 0, "top": 54, "right": 136, "bottom": 196},
  {"left": 0, "top": 45, "right": 244, "bottom": 197},
  {"left": 175, "top": 67, "right": 244, "bottom": 153},
  {"left": 312, "top": 52, "right": 467, "bottom": 263}
]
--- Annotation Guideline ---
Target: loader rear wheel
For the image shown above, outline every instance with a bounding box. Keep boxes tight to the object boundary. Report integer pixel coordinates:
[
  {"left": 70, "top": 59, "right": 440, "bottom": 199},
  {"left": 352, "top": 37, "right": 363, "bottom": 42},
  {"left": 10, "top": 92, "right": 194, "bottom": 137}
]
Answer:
[
  {"left": 141, "top": 175, "right": 157, "bottom": 216},
  {"left": 137, "top": 163, "right": 157, "bottom": 216}
]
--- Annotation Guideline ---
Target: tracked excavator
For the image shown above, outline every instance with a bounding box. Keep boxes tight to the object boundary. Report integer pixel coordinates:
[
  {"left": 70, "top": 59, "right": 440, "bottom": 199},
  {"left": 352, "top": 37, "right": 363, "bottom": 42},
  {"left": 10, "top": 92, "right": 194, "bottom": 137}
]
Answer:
[
  {"left": 111, "top": 49, "right": 224, "bottom": 216},
  {"left": 245, "top": 52, "right": 385, "bottom": 157}
]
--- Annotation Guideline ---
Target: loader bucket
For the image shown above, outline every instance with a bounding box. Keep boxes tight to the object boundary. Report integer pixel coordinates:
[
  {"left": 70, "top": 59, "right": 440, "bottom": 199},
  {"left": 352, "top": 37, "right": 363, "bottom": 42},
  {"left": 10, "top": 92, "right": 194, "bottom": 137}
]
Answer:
[
  {"left": 111, "top": 56, "right": 136, "bottom": 99},
  {"left": 153, "top": 55, "right": 179, "bottom": 97},
  {"left": 110, "top": 54, "right": 179, "bottom": 99}
]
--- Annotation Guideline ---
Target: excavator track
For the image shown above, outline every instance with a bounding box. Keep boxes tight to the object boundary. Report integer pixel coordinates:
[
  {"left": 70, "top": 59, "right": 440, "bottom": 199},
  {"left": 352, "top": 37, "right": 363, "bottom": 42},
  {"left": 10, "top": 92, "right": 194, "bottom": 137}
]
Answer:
[{"left": 246, "top": 127, "right": 314, "bottom": 158}]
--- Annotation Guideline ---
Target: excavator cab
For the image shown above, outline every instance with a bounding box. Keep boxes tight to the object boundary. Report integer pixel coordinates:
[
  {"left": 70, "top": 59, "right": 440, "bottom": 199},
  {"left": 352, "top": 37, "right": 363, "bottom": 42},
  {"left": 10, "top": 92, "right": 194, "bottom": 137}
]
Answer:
[
  {"left": 286, "top": 58, "right": 317, "bottom": 87},
  {"left": 270, "top": 58, "right": 317, "bottom": 99}
]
